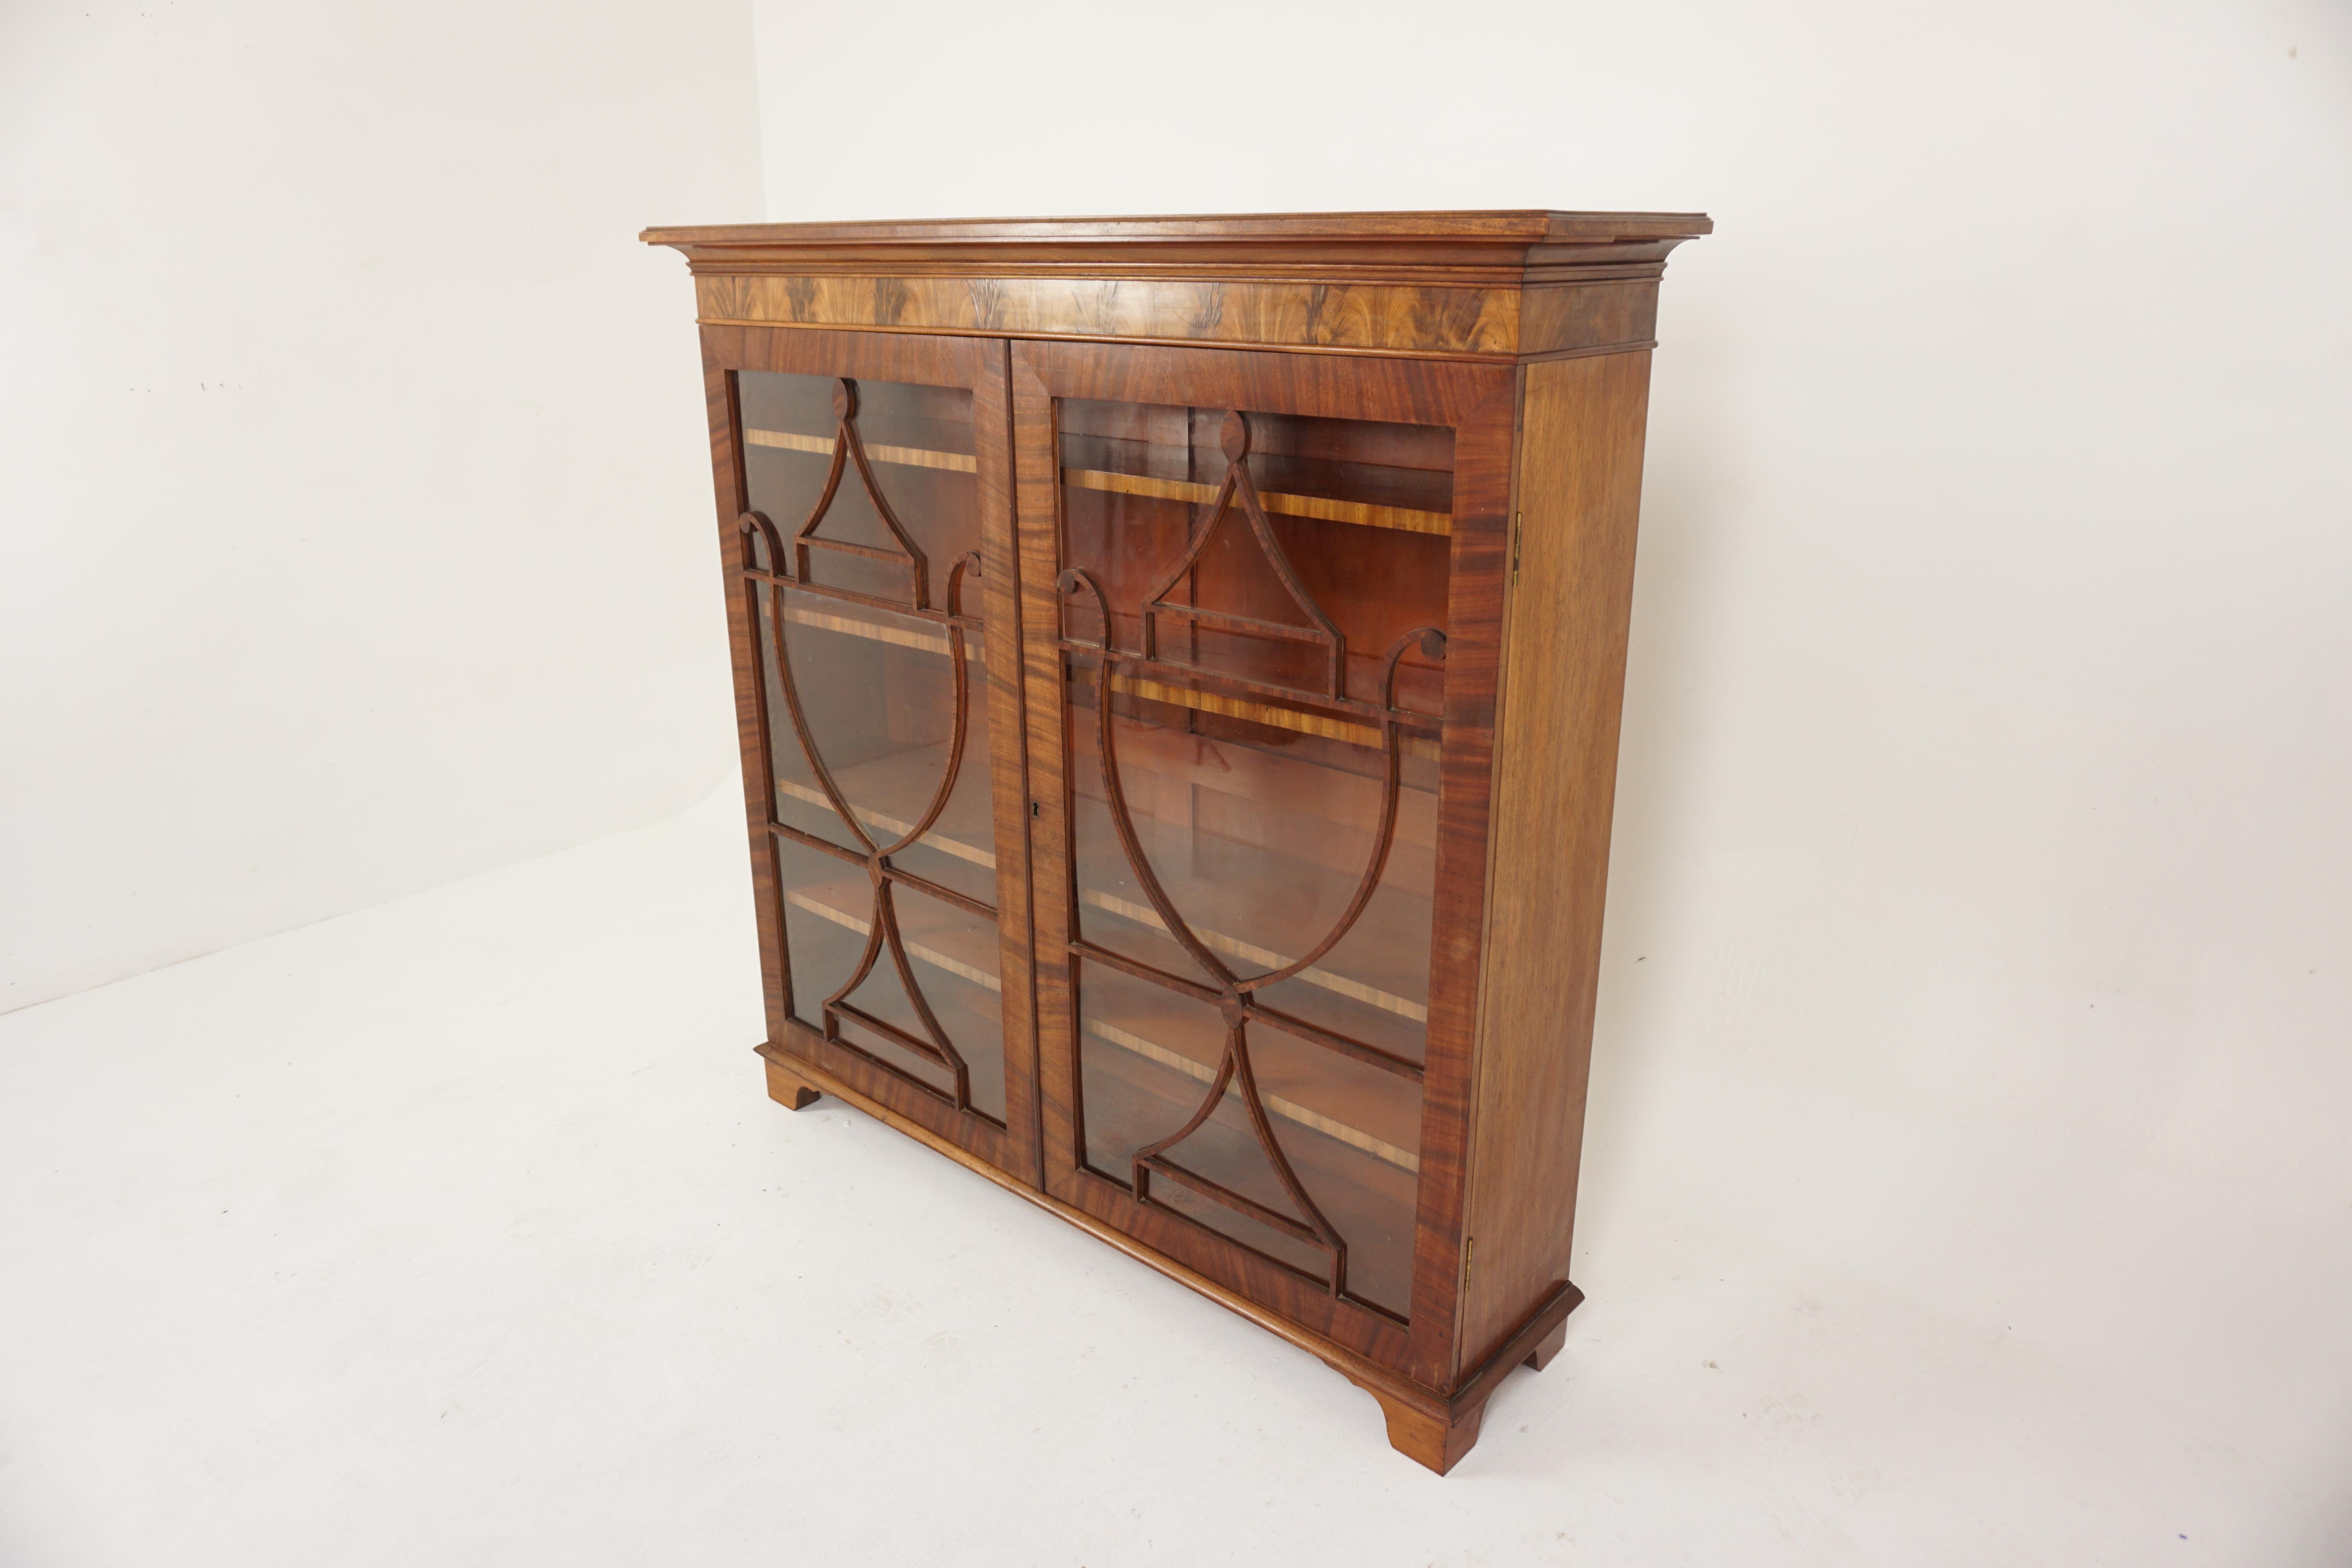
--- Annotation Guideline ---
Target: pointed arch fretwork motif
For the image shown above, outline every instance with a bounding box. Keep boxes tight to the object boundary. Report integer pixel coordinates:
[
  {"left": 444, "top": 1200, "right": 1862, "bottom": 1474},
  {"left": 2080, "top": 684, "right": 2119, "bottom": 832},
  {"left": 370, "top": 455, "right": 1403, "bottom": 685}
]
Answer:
[
  {"left": 793, "top": 377, "right": 933, "bottom": 609},
  {"left": 1140, "top": 411, "right": 1347, "bottom": 699},
  {"left": 733, "top": 374, "right": 993, "bottom": 1114},
  {"left": 1058, "top": 426, "right": 1447, "bottom": 1307}
]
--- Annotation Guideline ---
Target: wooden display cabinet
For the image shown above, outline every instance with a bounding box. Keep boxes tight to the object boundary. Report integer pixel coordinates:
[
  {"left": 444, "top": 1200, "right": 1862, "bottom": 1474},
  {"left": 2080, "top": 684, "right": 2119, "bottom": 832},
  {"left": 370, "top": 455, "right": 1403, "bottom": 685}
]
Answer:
[{"left": 640, "top": 212, "right": 1710, "bottom": 1472}]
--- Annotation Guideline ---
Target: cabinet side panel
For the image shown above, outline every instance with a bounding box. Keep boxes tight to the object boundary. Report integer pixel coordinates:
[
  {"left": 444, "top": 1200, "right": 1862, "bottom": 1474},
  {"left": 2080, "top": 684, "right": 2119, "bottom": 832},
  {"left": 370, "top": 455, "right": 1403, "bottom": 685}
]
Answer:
[
  {"left": 699, "top": 330, "right": 791, "bottom": 1042},
  {"left": 1456, "top": 350, "right": 1652, "bottom": 1374}
]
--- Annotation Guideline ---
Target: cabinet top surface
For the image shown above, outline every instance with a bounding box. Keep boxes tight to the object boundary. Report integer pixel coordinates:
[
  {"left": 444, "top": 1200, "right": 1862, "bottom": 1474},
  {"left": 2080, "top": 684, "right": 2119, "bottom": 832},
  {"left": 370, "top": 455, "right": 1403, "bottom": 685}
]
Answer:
[{"left": 641, "top": 211, "right": 1712, "bottom": 249}]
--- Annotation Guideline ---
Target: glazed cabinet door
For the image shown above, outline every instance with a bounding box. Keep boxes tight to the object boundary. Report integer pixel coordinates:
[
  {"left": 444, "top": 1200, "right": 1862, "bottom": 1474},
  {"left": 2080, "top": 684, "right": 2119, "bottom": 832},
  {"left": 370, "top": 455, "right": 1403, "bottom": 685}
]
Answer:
[
  {"left": 1012, "top": 340, "right": 1517, "bottom": 1382},
  {"left": 702, "top": 327, "right": 1039, "bottom": 1184}
]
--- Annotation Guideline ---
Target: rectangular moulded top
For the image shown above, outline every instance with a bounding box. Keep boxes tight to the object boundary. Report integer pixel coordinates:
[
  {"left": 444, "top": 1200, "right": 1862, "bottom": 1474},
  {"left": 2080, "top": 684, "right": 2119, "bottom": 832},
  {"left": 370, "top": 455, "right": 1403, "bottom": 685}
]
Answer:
[{"left": 645, "top": 210, "right": 1713, "bottom": 362}]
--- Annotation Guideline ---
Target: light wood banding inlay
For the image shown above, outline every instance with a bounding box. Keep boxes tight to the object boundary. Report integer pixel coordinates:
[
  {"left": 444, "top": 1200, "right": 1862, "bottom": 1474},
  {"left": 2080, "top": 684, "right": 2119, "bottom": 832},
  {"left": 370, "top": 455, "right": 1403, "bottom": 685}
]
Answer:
[
  {"left": 749, "top": 428, "right": 1443, "bottom": 535},
  {"left": 771, "top": 778, "right": 1423, "bottom": 1022},
  {"left": 1077, "top": 888, "right": 1427, "bottom": 1024},
  {"left": 776, "top": 597, "right": 1437, "bottom": 759},
  {"left": 1086, "top": 1018, "right": 1420, "bottom": 1172},
  {"left": 774, "top": 779, "right": 996, "bottom": 869},
  {"left": 774, "top": 602, "right": 984, "bottom": 662},
  {"left": 744, "top": 427, "right": 979, "bottom": 473},
  {"left": 786, "top": 889, "right": 1003, "bottom": 993},
  {"left": 1065, "top": 466, "right": 1451, "bottom": 537},
  {"left": 1113, "top": 673, "right": 1441, "bottom": 763}
]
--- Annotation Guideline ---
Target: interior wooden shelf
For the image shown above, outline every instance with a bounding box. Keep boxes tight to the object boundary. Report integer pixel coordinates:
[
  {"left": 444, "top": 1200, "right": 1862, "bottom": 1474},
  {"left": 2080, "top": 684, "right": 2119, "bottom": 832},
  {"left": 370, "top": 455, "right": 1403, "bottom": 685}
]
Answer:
[
  {"left": 782, "top": 871, "right": 1418, "bottom": 1174},
  {"left": 774, "top": 776, "right": 996, "bottom": 872},
  {"left": 768, "top": 592, "right": 1435, "bottom": 761},
  {"left": 771, "top": 601, "right": 984, "bottom": 662},
  {"left": 1085, "top": 809, "right": 1429, "bottom": 1013},
  {"left": 780, "top": 900, "right": 1007, "bottom": 1114},
  {"left": 1078, "top": 1035, "right": 1421, "bottom": 1318},
  {"left": 784, "top": 877, "right": 1003, "bottom": 994},
  {"left": 744, "top": 427, "right": 977, "bottom": 474},
  {"left": 1073, "top": 885, "right": 1423, "bottom": 1023},
  {"left": 1060, "top": 432, "right": 1453, "bottom": 537},
  {"left": 1084, "top": 1011, "right": 1419, "bottom": 1172},
  {"left": 743, "top": 427, "right": 1449, "bottom": 536},
  {"left": 1106, "top": 672, "right": 1439, "bottom": 764},
  {"left": 1062, "top": 467, "right": 1449, "bottom": 537},
  {"left": 777, "top": 748, "right": 1430, "bottom": 1025}
]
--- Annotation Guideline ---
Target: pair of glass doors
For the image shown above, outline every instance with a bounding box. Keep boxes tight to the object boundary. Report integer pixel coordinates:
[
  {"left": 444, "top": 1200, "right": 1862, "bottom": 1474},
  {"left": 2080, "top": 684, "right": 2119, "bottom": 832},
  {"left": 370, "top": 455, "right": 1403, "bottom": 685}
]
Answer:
[{"left": 717, "top": 327, "right": 1486, "bottom": 1353}]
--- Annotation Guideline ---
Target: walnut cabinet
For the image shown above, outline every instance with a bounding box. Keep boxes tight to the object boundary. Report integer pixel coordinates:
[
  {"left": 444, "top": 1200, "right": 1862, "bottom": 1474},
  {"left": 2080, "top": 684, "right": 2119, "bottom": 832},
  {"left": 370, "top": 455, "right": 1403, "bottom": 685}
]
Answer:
[{"left": 640, "top": 212, "right": 1709, "bottom": 1472}]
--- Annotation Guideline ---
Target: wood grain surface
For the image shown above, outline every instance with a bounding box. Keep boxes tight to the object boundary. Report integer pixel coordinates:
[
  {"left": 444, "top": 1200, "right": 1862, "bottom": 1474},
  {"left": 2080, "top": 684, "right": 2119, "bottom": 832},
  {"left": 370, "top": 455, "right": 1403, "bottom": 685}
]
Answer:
[
  {"left": 1455, "top": 350, "right": 1654, "bottom": 1374},
  {"left": 695, "top": 272, "right": 1523, "bottom": 359},
  {"left": 647, "top": 211, "right": 1710, "bottom": 363}
]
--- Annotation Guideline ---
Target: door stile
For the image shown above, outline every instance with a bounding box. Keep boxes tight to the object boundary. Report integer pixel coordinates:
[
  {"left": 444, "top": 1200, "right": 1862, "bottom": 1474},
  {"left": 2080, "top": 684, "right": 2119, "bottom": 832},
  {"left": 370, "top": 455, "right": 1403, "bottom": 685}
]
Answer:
[
  {"left": 1406, "top": 373, "right": 1521, "bottom": 1390},
  {"left": 699, "top": 343, "right": 794, "bottom": 1047},
  {"left": 970, "top": 338, "right": 1047, "bottom": 1186},
  {"left": 1010, "top": 345, "right": 1085, "bottom": 1201}
]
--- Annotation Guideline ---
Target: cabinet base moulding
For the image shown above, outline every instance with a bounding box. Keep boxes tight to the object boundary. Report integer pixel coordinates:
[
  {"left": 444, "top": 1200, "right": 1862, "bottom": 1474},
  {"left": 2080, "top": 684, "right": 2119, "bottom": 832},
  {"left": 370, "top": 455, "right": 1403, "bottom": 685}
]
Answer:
[{"left": 753, "top": 1042, "right": 1579, "bottom": 1473}]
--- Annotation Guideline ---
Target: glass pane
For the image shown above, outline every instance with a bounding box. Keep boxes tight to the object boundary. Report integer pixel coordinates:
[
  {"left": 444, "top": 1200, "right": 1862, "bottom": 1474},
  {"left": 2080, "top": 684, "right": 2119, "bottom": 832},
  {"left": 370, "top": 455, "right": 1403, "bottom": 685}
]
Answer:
[
  {"left": 1058, "top": 396, "right": 1450, "bottom": 1319},
  {"left": 742, "top": 370, "right": 1003, "bottom": 1123},
  {"left": 1057, "top": 398, "right": 1451, "bottom": 711},
  {"left": 742, "top": 371, "right": 980, "bottom": 605}
]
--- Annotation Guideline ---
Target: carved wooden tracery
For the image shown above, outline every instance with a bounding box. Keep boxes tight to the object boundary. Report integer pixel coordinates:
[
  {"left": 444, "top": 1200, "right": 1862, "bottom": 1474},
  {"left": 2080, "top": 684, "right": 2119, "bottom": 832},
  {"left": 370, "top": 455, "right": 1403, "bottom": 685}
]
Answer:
[
  {"left": 1060, "top": 410, "right": 1445, "bottom": 1310},
  {"left": 737, "top": 375, "right": 992, "bottom": 1115},
  {"left": 1141, "top": 411, "right": 1347, "bottom": 698}
]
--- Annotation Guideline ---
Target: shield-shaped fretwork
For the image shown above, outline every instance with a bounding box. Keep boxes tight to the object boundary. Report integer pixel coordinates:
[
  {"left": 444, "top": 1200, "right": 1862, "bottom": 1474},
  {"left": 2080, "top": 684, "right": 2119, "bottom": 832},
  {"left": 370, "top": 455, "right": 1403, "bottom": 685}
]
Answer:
[
  {"left": 793, "top": 377, "right": 933, "bottom": 610},
  {"left": 733, "top": 370, "right": 997, "bottom": 1116},
  {"left": 1061, "top": 535, "right": 1446, "bottom": 1304}
]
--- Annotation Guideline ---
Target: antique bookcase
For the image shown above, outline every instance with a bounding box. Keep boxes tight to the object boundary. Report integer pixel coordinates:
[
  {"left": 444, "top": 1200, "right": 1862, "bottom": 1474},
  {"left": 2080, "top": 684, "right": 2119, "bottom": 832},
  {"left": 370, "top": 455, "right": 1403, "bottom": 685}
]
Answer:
[{"left": 640, "top": 212, "right": 1709, "bottom": 1472}]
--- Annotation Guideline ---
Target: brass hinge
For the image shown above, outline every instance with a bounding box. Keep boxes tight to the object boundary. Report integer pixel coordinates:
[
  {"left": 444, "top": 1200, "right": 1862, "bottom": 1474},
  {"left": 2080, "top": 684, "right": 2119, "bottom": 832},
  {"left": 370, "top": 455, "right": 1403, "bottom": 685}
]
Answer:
[
  {"left": 1462, "top": 1235, "right": 1476, "bottom": 1291},
  {"left": 1510, "top": 514, "right": 1523, "bottom": 586}
]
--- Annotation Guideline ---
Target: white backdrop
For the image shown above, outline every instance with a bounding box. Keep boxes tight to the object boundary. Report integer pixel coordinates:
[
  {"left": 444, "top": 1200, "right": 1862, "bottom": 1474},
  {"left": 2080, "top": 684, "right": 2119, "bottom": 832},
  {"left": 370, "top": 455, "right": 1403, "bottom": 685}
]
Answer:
[
  {"left": 743, "top": 0, "right": 2352, "bottom": 1531},
  {"left": 3, "top": 0, "right": 2348, "bottom": 1550},
  {"left": 0, "top": 0, "right": 760, "bottom": 1011}
]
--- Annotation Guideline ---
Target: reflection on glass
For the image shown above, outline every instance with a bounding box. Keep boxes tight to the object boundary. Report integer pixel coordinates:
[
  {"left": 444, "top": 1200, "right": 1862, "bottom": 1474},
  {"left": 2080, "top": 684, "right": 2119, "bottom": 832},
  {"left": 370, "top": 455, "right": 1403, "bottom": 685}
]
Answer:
[
  {"left": 742, "top": 370, "right": 1004, "bottom": 1124},
  {"left": 1059, "top": 397, "right": 1452, "bottom": 1318}
]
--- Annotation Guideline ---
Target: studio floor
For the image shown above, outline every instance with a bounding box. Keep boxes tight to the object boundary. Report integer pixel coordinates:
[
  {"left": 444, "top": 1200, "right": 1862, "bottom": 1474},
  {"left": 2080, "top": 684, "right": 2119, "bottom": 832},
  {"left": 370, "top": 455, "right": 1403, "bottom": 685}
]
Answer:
[{"left": 1, "top": 789, "right": 2340, "bottom": 1566}]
